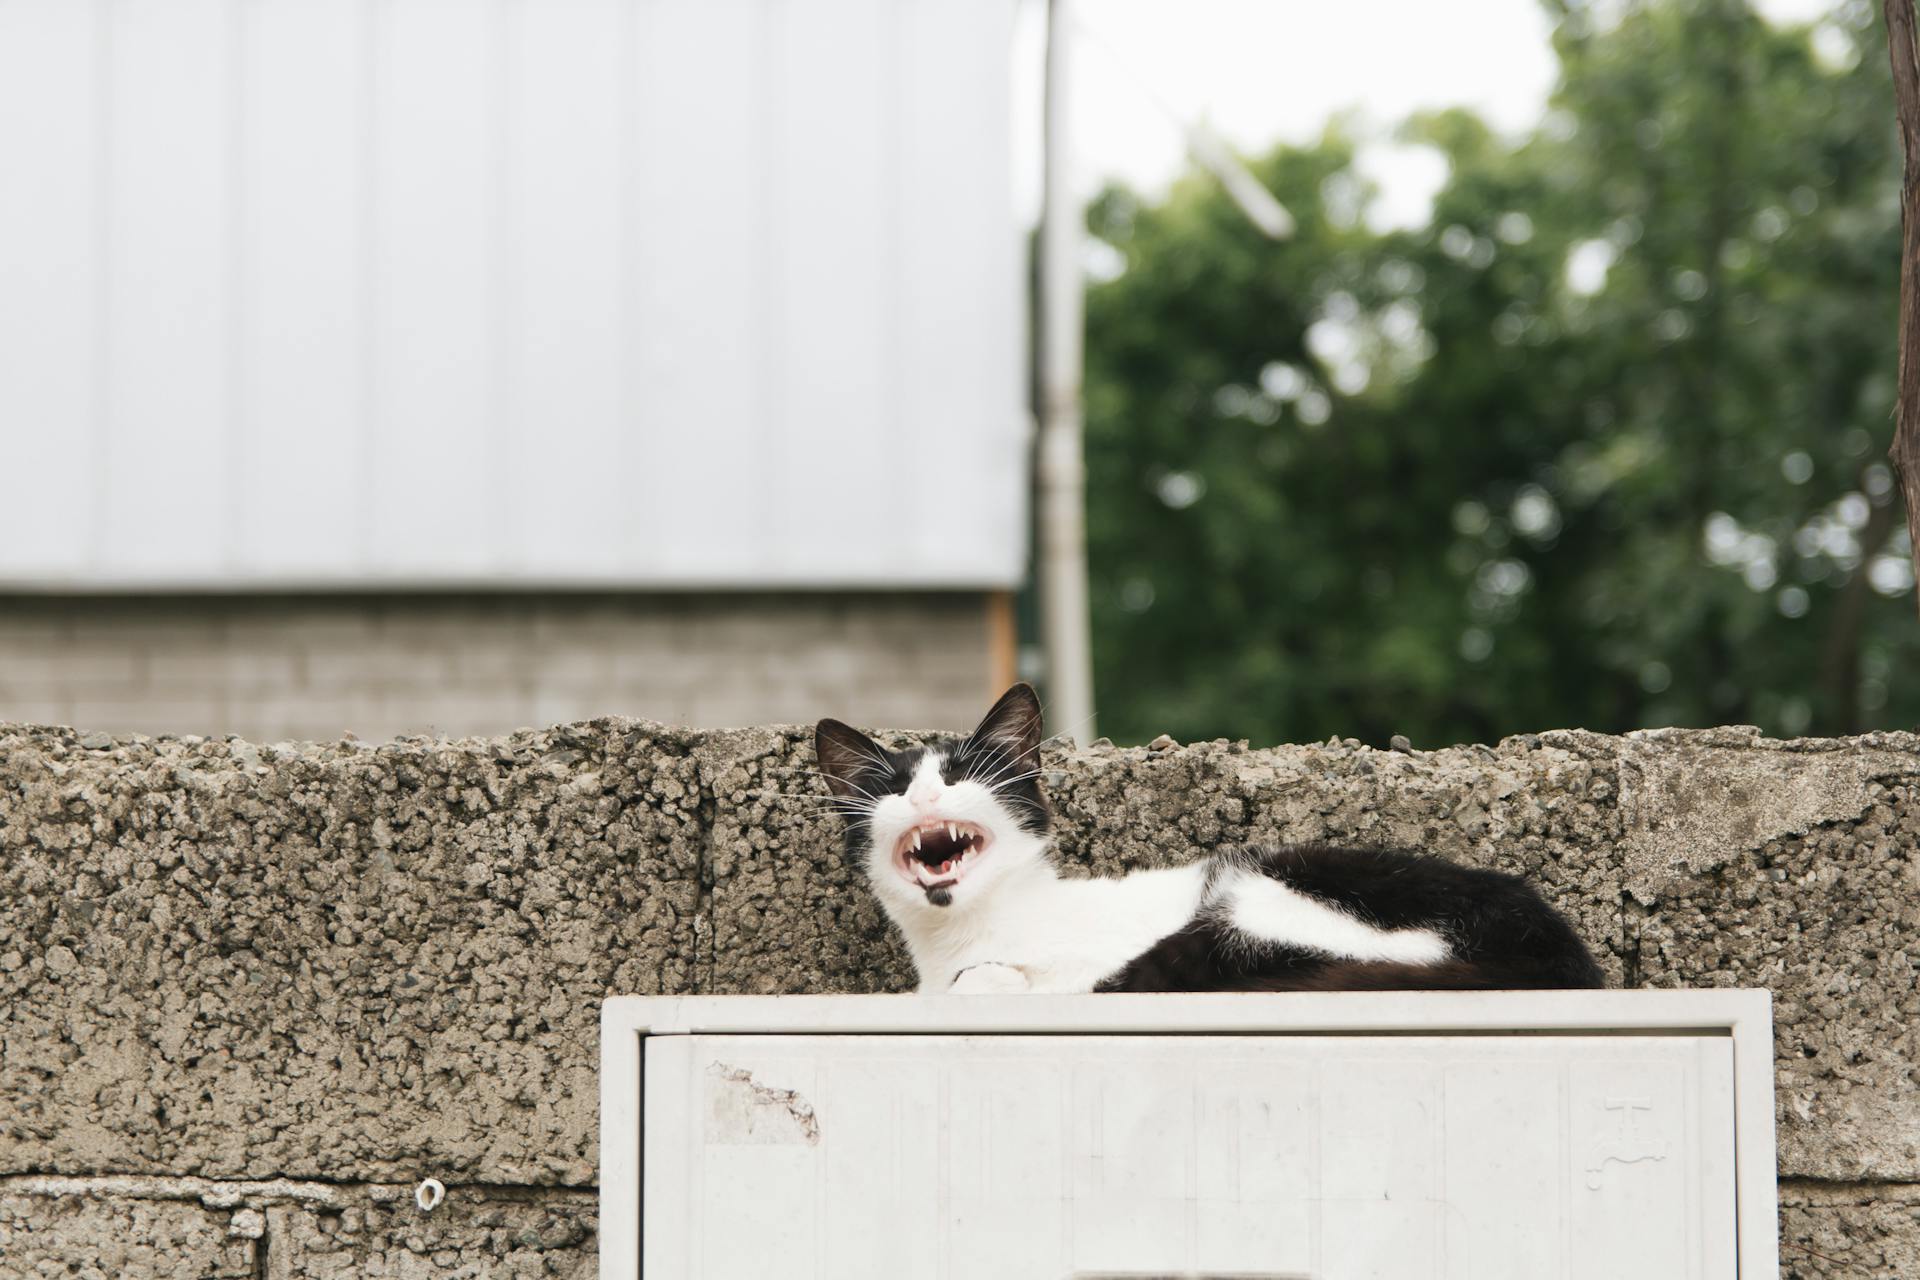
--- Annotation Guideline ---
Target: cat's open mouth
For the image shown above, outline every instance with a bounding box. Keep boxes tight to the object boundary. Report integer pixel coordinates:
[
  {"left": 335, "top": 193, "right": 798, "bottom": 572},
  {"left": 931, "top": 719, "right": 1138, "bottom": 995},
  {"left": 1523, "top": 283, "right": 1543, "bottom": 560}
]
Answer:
[{"left": 893, "top": 818, "right": 989, "bottom": 890}]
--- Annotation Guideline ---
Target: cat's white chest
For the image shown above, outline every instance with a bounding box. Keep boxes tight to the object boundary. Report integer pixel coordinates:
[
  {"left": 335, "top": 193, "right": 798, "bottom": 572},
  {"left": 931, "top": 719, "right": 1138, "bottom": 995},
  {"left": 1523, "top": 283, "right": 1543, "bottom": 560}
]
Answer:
[{"left": 917, "top": 863, "right": 1208, "bottom": 994}]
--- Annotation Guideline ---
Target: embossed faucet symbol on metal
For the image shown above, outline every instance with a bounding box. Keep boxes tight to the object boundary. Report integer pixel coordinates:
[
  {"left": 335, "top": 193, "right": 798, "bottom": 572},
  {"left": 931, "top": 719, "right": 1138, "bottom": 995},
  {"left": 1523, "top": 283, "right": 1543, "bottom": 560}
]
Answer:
[{"left": 1585, "top": 1095, "right": 1670, "bottom": 1189}]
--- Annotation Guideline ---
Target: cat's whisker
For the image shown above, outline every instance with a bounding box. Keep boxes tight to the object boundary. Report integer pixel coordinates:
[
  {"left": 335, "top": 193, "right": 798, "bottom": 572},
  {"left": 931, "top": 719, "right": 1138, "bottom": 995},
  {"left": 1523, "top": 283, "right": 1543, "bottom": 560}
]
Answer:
[
  {"left": 967, "top": 744, "right": 1013, "bottom": 777},
  {"left": 742, "top": 806, "right": 871, "bottom": 821},
  {"left": 853, "top": 751, "right": 899, "bottom": 781},
  {"left": 766, "top": 766, "right": 870, "bottom": 786},
  {"left": 814, "top": 751, "right": 901, "bottom": 796},
  {"left": 804, "top": 769, "right": 891, "bottom": 803},
  {"left": 781, "top": 782, "right": 886, "bottom": 805},
  {"left": 965, "top": 738, "right": 1025, "bottom": 780},
  {"left": 742, "top": 789, "right": 874, "bottom": 808},
  {"left": 992, "top": 765, "right": 1044, "bottom": 781},
  {"left": 748, "top": 771, "right": 879, "bottom": 790},
  {"left": 1047, "top": 707, "right": 1101, "bottom": 748},
  {"left": 742, "top": 783, "right": 883, "bottom": 813}
]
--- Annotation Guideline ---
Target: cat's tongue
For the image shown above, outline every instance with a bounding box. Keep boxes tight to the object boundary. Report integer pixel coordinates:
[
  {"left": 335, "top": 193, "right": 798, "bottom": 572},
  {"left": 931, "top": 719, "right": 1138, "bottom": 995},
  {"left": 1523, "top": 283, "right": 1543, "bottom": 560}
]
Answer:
[
  {"left": 898, "top": 819, "right": 985, "bottom": 889},
  {"left": 913, "top": 857, "right": 960, "bottom": 885}
]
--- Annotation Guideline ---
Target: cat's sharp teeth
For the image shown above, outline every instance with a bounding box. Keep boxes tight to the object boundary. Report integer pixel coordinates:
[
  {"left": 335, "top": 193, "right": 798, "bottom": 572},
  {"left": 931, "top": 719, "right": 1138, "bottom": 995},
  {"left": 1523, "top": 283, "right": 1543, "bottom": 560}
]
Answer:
[
  {"left": 946, "top": 823, "right": 957, "bottom": 842},
  {"left": 911, "top": 830, "right": 921, "bottom": 852}
]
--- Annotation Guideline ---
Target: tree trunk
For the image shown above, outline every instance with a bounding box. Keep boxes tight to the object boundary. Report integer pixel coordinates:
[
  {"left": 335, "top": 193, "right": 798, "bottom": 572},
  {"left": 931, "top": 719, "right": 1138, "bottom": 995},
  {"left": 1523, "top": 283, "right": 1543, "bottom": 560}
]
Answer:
[
  {"left": 1817, "top": 487, "right": 1902, "bottom": 733},
  {"left": 1883, "top": 0, "right": 1920, "bottom": 619}
]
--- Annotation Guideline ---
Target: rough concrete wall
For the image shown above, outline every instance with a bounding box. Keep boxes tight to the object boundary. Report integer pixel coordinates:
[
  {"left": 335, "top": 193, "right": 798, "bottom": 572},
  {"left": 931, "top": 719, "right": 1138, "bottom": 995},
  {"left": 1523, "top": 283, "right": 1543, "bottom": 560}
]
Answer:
[
  {"left": 0, "top": 592, "right": 1001, "bottom": 741},
  {"left": 2, "top": 718, "right": 1917, "bottom": 1275}
]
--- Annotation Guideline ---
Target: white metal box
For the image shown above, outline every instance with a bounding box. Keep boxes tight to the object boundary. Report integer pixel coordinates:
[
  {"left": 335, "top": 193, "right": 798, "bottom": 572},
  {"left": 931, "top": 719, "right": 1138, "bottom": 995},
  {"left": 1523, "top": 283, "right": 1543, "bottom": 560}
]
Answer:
[{"left": 600, "top": 991, "right": 1777, "bottom": 1279}]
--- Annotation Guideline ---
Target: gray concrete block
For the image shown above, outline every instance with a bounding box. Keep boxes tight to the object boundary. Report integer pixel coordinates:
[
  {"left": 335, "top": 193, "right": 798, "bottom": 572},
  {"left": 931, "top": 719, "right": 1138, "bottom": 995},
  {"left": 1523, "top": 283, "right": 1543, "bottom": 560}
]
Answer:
[
  {"left": 0, "top": 1176, "right": 593, "bottom": 1280},
  {"left": 145, "top": 647, "right": 301, "bottom": 694},
  {"left": 62, "top": 695, "right": 231, "bottom": 739},
  {"left": 303, "top": 643, "right": 456, "bottom": 690},
  {"left": 262, "top": 1187, "right": 595, "bottom": 1279},
  {"left": 1780, "top": 1180, "right": 1920, "bottom": 1279},
  {"left": 0, "top": 694, "right": 71, "bottom": 727},
  {"left": 0, "top": 722, "right": 705, "bottom": 1186},
  {"left": 703, "top": 724, "right": 914, "bottom": 995},
  {"left": 1624, "top": 738, "right": 1920, "bottom": 1181},
  {"left": 0, "top": 645, "right": 142, "bottom": 691},
  {"left": 4, "top": 714, "right": 1920, "bottom": 1216},
  {"left": 0, "top": 593, "right": 997, "bottom": 741},
  {"left": 384, "top": 688, "right": 539, "bottom": 740},
  {"left": 0, "top": 1186, "right": 258, "bottom": 1279}
]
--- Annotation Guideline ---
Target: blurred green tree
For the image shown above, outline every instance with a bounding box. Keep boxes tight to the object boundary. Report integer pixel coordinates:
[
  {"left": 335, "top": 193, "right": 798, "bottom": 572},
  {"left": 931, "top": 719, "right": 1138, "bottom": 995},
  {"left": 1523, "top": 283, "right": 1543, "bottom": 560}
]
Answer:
[{"left": 1082, "top": 0, "right": 1915, "bottom": 746}]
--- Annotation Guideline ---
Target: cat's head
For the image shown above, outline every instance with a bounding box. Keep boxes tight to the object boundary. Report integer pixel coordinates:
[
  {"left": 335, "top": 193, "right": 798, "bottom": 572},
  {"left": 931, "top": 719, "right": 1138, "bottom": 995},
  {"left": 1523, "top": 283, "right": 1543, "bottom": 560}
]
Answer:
[{"left": 814, "top": 683, "right": 1052, "bottom": 918}]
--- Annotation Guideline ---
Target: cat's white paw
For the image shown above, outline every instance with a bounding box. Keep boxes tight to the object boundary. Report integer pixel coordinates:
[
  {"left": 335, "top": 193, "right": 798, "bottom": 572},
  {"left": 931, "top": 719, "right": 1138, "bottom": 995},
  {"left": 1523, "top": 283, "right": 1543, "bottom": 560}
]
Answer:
[{"left": 949, "top": 962, "right": 1031, "bottom": 994}]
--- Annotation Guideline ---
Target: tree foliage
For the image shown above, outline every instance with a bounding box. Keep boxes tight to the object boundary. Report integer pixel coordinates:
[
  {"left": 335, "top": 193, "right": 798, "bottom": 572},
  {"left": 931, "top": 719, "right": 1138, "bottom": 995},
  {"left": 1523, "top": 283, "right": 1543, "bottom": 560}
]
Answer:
[{"left": 1083, "top": 0, "right": 1915, "bottom": 746}]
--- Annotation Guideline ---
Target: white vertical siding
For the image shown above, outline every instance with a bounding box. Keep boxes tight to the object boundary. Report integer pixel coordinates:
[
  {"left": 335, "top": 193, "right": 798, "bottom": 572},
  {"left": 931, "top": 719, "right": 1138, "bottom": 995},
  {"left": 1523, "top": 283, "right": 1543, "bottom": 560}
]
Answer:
[
  {"left": 367, "top": 0, "right": 504, "bottom": 577},
  {"left": 0, "top": 0, "right": 100, "bottom": 577},
  {"left": 101, "top": 0, "right": 237, "bottom": 578},
  {"left": 770, "top": 0, "right": 894, "bottom": 580},
  {"left": 235, "top": 0, "right": 369, "bottom": 575},
  {"left": 0, "top": 0, "right": 1024, "bottom": 589},
  {"left": 629, "top": 0, "right": 772, "bottom": 580},
  {"left": 501, "top": 0, "right": 630, "bottom": 578}
]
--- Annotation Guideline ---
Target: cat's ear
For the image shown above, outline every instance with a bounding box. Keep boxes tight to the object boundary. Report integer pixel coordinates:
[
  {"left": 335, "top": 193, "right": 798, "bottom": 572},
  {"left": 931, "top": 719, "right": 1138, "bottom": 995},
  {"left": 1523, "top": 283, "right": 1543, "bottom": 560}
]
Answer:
[
  {"left": 966, "top": 683, "right": 1044, "bottom": 773},
  {"left": 814, "top": 718, "right": 884, "bottom": 801}
]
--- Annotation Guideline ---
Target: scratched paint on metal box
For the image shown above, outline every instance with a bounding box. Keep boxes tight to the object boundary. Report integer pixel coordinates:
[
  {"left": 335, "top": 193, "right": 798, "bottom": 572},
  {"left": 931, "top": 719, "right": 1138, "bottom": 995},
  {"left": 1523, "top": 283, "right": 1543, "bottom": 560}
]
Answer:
[{"left": 702, "top": 1062, "right": 820, "bottom": 1146}]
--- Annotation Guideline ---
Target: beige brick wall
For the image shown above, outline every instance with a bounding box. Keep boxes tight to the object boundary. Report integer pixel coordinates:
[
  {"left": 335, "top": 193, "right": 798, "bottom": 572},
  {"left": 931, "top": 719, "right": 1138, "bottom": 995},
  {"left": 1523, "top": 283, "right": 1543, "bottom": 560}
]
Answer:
[{"left": 0, "top": 593, "right": 1007, "bottom": 741}]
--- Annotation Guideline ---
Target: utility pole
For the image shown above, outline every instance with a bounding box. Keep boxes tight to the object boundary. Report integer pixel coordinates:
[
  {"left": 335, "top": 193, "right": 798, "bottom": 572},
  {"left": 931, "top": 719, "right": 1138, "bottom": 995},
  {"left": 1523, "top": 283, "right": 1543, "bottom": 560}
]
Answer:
[{"left": 1038, "top": 0, "right": 1097, "bottom": 744}]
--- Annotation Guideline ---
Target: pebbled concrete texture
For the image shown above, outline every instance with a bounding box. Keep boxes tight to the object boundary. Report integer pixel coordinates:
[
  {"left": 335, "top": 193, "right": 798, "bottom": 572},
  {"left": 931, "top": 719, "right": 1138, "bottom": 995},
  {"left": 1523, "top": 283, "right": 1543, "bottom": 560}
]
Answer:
[
  {"left": 0, "top": 723, "right": 706, "bottom": 1188},
  {"left": 3, "top": 716, "right": 1920, "bottom": 1271},
  {"left": 0, "top": 1186, "right": 257, "bottom": 1278},
  {"left": 1619, "top": 733, "right": 1920, "bottom": 1181},
  {"left": 0, "top": 1176, "right": 593, "bottom": 1279},
  {"left": 259, "top": 1187, "right": 596, "bottom": 1280},
  {"left": 1779, "top": 1179, "right": 1920, "bottom": 1279}
]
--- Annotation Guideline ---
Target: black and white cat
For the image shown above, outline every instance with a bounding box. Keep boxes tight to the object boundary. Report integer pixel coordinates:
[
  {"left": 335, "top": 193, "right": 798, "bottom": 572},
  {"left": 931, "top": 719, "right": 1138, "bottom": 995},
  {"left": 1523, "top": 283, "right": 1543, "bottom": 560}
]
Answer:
[{"left": 815, "top": 683, "right": 1604, "bottom": 995}]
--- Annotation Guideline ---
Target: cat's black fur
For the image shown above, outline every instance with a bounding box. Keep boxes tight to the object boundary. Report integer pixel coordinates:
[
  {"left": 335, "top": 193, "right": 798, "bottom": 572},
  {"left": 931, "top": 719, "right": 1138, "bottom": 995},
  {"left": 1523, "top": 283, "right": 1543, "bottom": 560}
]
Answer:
[{"left": 1094, "top": 842, "right": 1606, "bottom": 991}]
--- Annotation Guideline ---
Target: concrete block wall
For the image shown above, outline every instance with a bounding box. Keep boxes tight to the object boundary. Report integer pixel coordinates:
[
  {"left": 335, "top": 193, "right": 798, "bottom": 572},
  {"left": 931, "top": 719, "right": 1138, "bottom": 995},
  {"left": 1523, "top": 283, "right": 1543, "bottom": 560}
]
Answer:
[
  {"left": 0, "top": 592, "right": 1005, "bottom": 742},
  {"left": 2, "top": 718, "right": 1917, "bottom": 1275}
]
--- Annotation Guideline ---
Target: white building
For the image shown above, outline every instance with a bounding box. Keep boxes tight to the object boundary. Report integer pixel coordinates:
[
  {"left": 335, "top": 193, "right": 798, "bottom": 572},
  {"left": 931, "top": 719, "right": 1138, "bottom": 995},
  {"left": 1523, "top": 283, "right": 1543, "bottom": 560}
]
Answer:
[{"left": 0, "top": 0, "right": 1026, "bottom": 738}]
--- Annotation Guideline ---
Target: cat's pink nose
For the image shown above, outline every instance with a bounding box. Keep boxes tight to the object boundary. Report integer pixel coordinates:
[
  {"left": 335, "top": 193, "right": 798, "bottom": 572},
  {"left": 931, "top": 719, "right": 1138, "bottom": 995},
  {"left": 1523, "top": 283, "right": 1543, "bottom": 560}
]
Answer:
[{"left": 906, "top": 778, "right": 943, "bottom": 809}]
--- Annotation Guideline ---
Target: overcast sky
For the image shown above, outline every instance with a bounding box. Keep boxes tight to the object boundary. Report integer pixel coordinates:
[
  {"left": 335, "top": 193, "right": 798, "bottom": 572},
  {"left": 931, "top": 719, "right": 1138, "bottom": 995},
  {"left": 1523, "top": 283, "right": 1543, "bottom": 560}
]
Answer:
[{"left": 1012, "top": 0, "right": 1848, "bottom": 232}]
